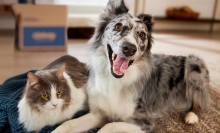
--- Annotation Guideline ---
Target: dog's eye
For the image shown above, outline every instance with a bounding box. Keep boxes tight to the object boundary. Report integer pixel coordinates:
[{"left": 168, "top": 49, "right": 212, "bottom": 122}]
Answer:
[
  {"left": 139, "top": 32, "right": 145, "bottom": 39},
  {"left": 115, "top": 24, "right": 122, "bottom": 31}
]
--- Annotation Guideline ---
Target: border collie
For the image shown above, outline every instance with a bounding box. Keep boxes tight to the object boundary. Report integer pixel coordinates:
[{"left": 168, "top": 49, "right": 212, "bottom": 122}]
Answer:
[{"left": 53, "top": 0, "right": 211, "bottom": 132}]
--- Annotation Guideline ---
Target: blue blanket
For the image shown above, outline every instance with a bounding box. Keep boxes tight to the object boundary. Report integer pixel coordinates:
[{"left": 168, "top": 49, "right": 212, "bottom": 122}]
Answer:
[{"left": 0, "top": 71, "right": 99, "bottom": 133}]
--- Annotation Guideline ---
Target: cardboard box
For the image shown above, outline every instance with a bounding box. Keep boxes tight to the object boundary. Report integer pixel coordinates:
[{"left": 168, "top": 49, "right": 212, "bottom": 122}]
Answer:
[{"left": 12, "top": 4, "right": 67, "bottom": 51}]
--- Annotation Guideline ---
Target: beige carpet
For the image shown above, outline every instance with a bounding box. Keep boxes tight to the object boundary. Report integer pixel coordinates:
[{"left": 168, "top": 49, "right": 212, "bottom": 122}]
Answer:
[{"left": 158, "top": 86, "right": 220, "bottom": 133}]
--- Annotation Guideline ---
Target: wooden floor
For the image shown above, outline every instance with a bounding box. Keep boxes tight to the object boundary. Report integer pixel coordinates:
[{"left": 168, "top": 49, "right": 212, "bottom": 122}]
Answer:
[{"left": 0, "top": 31, "right": 220, "bottom": 92}]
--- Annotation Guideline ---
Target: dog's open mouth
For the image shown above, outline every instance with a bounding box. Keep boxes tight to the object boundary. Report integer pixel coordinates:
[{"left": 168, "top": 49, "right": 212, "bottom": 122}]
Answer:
[{"left": 107, "top": 44, "right": 134, "bottom": 78}]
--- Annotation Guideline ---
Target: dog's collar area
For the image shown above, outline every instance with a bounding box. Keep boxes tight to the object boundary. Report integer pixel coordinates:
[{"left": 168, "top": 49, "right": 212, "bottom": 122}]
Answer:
[{"left": 107, "top": 44, "right": 134, "bottom": 78}]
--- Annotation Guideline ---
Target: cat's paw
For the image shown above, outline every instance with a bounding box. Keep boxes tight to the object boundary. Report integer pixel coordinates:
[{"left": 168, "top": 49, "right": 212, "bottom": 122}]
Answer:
[
  {"left": 185, "top": 112, "right": 199, "bottom": 124},
  {"left": 97, "top": 123, "right": 112, "bottom": 133}
]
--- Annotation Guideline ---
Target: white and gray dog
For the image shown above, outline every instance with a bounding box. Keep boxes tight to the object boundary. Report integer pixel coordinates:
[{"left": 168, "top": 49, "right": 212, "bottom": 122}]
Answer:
[{"left": 53, "top": 0, "right": 211, "bottom": 132}]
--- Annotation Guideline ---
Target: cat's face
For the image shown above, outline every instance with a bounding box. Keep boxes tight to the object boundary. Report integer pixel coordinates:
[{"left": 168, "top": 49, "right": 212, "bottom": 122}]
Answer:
[{"left": 26, "top": 66, "right": 71, "bottom": 111}]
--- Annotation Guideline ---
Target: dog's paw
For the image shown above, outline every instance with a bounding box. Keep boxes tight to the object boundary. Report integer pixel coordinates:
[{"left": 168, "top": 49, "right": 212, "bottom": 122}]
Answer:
[{"left": 185, "top": 112, "right": 199, "bottom": 124}]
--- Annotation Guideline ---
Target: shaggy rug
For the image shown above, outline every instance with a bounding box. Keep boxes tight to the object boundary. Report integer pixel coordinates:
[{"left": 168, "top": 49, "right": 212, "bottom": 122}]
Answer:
[{"left": 158, "top": 86, "right": 220, "bottom": 133}]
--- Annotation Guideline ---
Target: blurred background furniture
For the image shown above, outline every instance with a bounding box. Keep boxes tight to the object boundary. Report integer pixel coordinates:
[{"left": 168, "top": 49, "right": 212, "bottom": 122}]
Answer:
[
  {"left": 136, "top": 0, "right": 220, "bottom": 33},
  {"left": 1, "top": 0, "right": 220, "bottom": 33},
  {"left": 155, "top": 0, "right": 220, "bottom": 33},
  {"left": 0, "top": 4, "right": 13, "bottom": 14}
]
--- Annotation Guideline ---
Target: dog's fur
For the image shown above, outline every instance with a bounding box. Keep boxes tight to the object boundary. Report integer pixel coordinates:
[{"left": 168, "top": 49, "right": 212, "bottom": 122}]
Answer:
[{"left": 52, "top": 0, "right": 211, "bottom": 133}]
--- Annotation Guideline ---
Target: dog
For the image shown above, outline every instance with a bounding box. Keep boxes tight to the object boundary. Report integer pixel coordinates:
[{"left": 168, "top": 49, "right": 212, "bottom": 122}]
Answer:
[{"left": 52, "top": 0, "right": 211, "bottom": 132}]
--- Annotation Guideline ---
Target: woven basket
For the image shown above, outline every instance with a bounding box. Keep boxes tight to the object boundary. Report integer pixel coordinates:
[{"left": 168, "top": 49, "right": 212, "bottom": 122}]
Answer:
[{"left": 166, "top": 10, "right": 199, "bottom": 20}]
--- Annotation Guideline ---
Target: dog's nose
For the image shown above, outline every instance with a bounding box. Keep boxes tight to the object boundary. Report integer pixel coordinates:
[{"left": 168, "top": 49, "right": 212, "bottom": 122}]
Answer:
[{"left": 122, "top": 42, "right": 137, "bottom": 57}]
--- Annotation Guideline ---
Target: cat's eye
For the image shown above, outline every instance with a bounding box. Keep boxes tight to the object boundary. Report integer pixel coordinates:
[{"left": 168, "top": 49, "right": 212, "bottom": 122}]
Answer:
[
  {"left": 57, "top": 91, "right": 63, "bottom": 95},
  {"left": 115, "top": 24, "right": 122, "bottom": 31},
  {"left": 42, "top": 94, "right": 48, "bottom": 98},
  {"left": 139, "top": 32, "right": 145, "bottom": 39}
]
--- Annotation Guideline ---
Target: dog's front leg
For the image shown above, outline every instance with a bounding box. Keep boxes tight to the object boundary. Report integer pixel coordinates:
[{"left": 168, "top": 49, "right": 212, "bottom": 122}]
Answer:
[
  {"left": 52, "top": 113, "right": 106, "bottom": 133},
  {"left": 97, "top": 122, "right": 145, "bottom": 133}
]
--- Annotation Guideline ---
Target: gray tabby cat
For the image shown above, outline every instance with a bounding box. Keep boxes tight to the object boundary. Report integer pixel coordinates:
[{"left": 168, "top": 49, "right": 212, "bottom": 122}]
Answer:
[{"left": 18, "top": 55, "right": 88, "bottom": 132}]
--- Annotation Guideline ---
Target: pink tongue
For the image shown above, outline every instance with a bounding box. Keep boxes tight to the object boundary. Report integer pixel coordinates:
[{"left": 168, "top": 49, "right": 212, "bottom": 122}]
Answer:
[{"left": 113, "top": 56, "right": 130, "bottom": 75}]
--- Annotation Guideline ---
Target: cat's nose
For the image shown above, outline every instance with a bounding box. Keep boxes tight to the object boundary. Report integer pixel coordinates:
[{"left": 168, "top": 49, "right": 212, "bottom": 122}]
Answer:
[{"left": 53, "top": 104, "right": 58, "bottom": 107}]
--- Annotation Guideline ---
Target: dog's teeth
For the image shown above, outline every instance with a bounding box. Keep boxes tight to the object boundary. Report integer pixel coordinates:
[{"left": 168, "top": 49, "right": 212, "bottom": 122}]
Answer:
[
  {"left": 112, "top": 53, "right": 115, "bottom": 61},
  {"left": 113, "top": 67, "right": 123, "bottom": 76}
]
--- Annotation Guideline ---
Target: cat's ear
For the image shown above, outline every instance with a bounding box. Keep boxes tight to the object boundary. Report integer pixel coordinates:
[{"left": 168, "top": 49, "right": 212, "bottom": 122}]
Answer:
[
  {"left": 27, "top": 72, "right": 39, "bottom": 86},
  {"left": 56, "top": 65, "right": 65, "bottom": 81}
]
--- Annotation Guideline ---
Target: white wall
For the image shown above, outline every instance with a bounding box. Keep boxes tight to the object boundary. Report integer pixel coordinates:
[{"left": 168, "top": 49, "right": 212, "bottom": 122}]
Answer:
[
  {"left": 0, "top": 0, "right": 17, "bottom": 5},
  {"left": 0, "top": 15, "right": 15, "bottom": 30},
  {"left": 35, "top": 0, "right": 55, "bottom": 5},
  {"left": 125, "top": 0, "right": 135, "bottom": 16},
  {"left": 214, "top": 0, "right": 220, "bottom": 31},
  {"left": 0, "top": 0, "right": 16, "bottom": 30}
]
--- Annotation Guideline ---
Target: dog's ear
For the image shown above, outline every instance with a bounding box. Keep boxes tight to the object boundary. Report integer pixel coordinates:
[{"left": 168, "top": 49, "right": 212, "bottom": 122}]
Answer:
[
  {"left": 91, "top": 0, "right": 129, "bottom": 50},
  {"left": 137, "top": 13, "right": 154, "bottom": 53},
  {"left": 137, "top": 13, "right": 153, "bottom": 33},
  {"left": 104, "top": 0, "right": 129, "bottom": 16}
]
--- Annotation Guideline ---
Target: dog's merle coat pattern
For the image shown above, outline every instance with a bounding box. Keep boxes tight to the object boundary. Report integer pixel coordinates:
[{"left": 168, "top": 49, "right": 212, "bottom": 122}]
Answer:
[
  {"left": 52, "top": 0, "right": 211, "bottom": 133},
  {"left": 129, "top": 55, "right": 211, "bottom": 131},
  {"left": 88, "top": 0, "right": 210, "bottom": 132},
  {"left": 89, "top": 0, "right": 210, "bottom": 132},
  {"left": 90, "top": 1, "right": 153, "bottom": 61}
]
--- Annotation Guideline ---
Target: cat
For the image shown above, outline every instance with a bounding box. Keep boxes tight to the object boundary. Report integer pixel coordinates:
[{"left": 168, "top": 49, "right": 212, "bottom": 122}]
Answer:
[{"left": 17, "top": 55, "right": 88, "bottom": 132}]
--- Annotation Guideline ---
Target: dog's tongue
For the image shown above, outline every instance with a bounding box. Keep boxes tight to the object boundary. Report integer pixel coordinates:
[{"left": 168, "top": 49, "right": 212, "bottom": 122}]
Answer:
[{"left": 113, "top": 55, "right": 130, "bottom": 75}]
